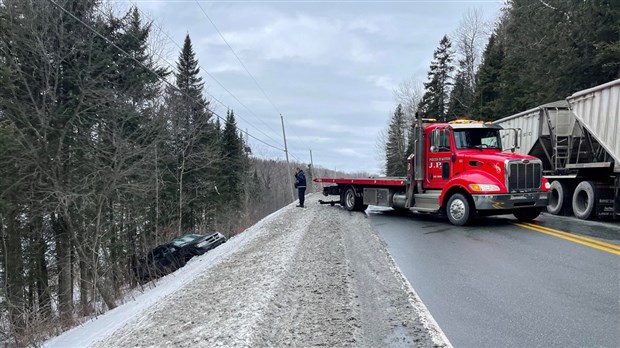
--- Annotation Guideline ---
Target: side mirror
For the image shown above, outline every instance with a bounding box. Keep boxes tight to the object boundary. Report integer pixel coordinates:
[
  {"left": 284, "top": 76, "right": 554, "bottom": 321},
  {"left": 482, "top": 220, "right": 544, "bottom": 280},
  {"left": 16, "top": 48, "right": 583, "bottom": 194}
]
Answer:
[
  {"left": 433, "top": 130, "right": 440, "bottom": 149},
  {"left": 511, "top": 128, "right": 521, "bottom": 152}
]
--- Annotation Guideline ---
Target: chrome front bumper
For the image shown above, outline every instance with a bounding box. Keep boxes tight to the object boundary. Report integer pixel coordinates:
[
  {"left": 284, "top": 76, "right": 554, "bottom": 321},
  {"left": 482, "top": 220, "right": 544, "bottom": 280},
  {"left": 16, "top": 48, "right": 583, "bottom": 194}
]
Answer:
[{"left": 472, "top": 192, "right": 548, "bottom": 210}]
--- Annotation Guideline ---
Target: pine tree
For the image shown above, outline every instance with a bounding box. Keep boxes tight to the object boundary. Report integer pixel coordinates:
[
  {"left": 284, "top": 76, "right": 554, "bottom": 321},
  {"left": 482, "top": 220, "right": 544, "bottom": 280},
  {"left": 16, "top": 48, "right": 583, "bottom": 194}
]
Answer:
[
  {"left": 165, "top": 34, "right": 216, "bottom": 232},
  {"left": 447, "top": 60, "right": 474, "bottom": 119},
  {"left": 471, "top": 34, "right": 504, "bottom": 120},
  {"left": 418, "top": 35, "right": 455, "bottom": 122},
  {"left": 475, "top": 0, "right": 620, "bottom": 119},
  {"left": 220, "top": 110, "right": 245, "bottom": 211},
  {"left": 385, "top": 104, "right": 408, "bottom": 176}
]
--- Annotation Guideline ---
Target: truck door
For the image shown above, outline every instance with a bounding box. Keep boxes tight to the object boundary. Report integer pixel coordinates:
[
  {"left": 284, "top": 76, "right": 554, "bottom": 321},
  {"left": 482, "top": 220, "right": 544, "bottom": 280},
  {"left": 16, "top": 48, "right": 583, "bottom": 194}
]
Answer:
[{"left": 426, "top": 127, "right": 452, "bottom": 189}]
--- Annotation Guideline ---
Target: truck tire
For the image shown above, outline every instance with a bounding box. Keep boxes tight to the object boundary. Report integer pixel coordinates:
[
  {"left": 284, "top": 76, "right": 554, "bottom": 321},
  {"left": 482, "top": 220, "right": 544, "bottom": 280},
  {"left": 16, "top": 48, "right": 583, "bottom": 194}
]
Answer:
[
  {"left": 572, "top": 181, "right": 596, "bottom": 220},
  {"left": 547, "top": 180, "right": 569, "bottom": 215},
  {"left": 343, "top": 186, "right": 357, "bottom": 211},
  {"left": 343, "top": 186, "right": 366, "bottom": 211},
  {"left": 513, "top": 207, "right": 542, "bottom": 222},
  {"left": 446, "top": 193, "right": 473, "bottom": 226}
]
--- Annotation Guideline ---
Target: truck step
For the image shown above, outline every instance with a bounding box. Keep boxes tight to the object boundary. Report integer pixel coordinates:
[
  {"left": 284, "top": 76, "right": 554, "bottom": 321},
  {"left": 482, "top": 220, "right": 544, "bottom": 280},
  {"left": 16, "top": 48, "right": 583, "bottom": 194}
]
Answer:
[{"left": 412, "top": 192, "right": 441, "bottom": 211}]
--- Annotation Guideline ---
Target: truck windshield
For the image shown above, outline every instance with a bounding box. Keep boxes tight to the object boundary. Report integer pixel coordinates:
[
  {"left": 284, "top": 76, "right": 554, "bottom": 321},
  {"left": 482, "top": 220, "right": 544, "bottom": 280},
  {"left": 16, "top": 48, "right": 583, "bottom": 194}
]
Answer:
[{"left": 454, "top": 129, "right": 501, "bottom": 149}]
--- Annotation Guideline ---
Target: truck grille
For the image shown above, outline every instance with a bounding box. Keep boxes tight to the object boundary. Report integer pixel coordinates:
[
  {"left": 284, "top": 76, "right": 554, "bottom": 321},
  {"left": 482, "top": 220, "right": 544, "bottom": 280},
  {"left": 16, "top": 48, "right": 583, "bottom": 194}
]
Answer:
[{"left": 506, "top": 160, "right": 542, "bottom": 193}]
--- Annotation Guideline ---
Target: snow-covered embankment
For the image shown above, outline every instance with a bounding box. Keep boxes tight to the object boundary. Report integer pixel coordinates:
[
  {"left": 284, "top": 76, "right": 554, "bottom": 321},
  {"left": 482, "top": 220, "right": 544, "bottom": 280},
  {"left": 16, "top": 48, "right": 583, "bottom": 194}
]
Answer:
[{"left": 45, "top": 194, "right": 451, "bottom": 347}]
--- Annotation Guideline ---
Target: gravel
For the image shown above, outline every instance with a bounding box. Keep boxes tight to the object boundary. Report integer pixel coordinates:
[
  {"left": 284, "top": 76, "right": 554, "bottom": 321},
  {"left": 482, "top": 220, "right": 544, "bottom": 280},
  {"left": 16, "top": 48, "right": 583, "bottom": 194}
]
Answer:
[{"left": 93, "top": 194, "right": 450, "bottom": 347}]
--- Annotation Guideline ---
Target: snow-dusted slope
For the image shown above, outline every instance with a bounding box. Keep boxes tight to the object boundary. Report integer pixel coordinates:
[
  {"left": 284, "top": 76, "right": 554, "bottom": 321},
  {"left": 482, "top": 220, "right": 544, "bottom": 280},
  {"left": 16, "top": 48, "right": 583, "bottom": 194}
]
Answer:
[{"left": 44, "top": 194, "right": 450, "bottom": 347}]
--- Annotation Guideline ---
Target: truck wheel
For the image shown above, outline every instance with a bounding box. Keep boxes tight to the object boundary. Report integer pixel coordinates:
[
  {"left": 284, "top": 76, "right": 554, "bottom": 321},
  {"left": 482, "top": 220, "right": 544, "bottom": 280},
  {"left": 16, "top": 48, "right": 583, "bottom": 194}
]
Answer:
[
  {"left": 343, "top": 186, "right": 357, "bottom": 211},
  {"left": 547, "top": 181, "right": 568, "bottom": 215},
  {"left": 572, "top": 181, "right": 596, "bottom": 220},
  {"left": 343, "top": 186, "right": 366, "bottom": 211},
  {"left": 446, "top": 193, "right": 473, "bottom": 226},
  {"left": 513, "top": 208, "right": 542, "bottom": 222}
]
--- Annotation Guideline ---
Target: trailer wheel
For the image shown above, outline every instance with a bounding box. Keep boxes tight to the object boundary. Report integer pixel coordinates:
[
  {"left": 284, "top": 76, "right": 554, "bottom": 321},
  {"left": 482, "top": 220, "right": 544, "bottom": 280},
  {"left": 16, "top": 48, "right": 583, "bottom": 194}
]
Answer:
[
  {"left": 513, "top": 208, "right": 542, "bottom": 222},
  {"left": 547, "top": 181, "right": 569, "bottom": 215},
  {"left": 343, "top": 186, "right": 366, "bottom": 211},
  {"left": 572, "top": 181, "right": 596, "bottom": 220},
  {"left": 446, "top": 193, "right": 473, "bottom": 226}
]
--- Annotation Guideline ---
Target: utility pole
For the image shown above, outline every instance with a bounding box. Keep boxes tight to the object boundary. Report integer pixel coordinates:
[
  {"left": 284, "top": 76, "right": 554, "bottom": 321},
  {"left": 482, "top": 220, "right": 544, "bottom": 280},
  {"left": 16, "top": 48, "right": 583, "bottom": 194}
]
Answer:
[
  {"left": 281, "top": 114, "right": 295, "bottom": 201},
  {"left": 309, "top": 149, "right": 314, "bottom": 193}
]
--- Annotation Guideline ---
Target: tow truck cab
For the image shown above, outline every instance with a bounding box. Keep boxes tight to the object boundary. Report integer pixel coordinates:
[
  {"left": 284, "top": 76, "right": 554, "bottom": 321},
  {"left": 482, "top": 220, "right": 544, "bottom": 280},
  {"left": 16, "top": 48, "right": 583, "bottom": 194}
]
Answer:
[{"left": 406, "top": 119, "right": 549, "bottom": 224}]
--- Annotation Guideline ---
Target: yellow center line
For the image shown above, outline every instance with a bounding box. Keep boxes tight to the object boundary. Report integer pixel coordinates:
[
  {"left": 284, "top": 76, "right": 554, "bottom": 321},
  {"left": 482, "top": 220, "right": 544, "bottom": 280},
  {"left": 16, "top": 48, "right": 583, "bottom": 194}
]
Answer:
[
  {"left": 519, "top": 222, "right": 620, "bottom": 251},
  {"left": 513, "top": 222, "right": 620, "bottom": 256}
]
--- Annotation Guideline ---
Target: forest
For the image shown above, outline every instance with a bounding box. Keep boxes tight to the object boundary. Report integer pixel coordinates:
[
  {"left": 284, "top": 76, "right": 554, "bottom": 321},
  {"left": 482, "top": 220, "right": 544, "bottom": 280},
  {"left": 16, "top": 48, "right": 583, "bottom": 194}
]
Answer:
[
  {"left": 0, "top": 0, "right": 618, "bottom": 345},
  {"left": 0, "top": 1, "right": 358, "bottom": 345},
  {"left": 385, "top": 0, "right": 619, "bottom": 176}
]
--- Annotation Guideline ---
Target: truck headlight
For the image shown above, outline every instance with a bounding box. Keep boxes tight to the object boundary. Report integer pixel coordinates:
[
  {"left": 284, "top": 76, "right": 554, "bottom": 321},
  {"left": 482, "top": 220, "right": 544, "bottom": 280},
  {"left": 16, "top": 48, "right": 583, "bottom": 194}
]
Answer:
[{"left": 469, "top": 184, "right": 500, "bottom": 192}]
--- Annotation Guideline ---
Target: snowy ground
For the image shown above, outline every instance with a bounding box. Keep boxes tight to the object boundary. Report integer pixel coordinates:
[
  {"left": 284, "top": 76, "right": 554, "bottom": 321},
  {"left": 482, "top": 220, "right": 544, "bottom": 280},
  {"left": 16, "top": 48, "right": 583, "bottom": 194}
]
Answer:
[{"left": 44, "top": 194, "right": 451, "bottom": 347}]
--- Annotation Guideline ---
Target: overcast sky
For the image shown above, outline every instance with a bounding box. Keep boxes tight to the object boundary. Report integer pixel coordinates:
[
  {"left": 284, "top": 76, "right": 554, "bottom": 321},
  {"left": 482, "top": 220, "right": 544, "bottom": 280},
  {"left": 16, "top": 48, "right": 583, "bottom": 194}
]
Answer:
[{"left": 113, "top": 0, "right": 503, "bottom": 175}]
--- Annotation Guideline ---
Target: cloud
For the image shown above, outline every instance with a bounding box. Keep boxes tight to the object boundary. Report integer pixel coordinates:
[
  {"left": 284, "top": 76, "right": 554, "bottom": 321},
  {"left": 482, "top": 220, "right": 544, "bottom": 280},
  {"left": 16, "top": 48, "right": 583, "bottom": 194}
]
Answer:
[
  {"left": 334, "top": 148, "right": 368, "bottom": 159},
  {"left": 209, "top": 62, "right": 244, "bottom": 74},
  {"left": 200, "top": 13, "right": 385, "bottom": 66},
  {"left": 366, "top": 75, "right": 396, "bottom": 91}
]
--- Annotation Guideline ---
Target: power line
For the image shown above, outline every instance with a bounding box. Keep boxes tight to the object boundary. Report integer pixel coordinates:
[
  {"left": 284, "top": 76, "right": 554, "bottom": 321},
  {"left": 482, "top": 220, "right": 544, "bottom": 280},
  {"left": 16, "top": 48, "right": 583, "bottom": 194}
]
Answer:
[
  {"left": 105, "top": 5, "right": 284, "bottom": 148},
  {"left": 194, "top": 0, "right": 282, "bottom": 116},
  {"left": 193, "top": 1, "right": 314, "bottom": 157},
  {"left": 133, "top": 6, "right": 285, "bottom": 147},
  {"left": 49, "top": 0, "right": 285, "bottom": 152}
]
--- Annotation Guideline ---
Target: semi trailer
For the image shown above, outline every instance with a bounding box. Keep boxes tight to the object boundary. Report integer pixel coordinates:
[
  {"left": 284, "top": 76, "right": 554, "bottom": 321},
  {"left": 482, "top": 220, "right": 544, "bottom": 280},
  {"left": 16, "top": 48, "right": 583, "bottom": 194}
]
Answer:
[
  {"left": 315, "top": 118, "right": 549, "bottom": 226},
  {"left": 494, "top": 79, "right": 620, "bottom": 220}
]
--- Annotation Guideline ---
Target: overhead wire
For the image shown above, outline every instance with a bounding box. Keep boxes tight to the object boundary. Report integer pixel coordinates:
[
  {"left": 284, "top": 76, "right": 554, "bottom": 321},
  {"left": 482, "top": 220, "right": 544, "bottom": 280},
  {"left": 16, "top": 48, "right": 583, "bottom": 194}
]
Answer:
[
  {"left": 194, "top": 0, "right": 283, "bottom": 116},
  {"left": 48, "top": 0, "right": 285, "bottom": 152},
  {"left": 104, "top": 4, "right": 284, "bottom": 148},
  {"left": 193, "top": 0, "right": 314, "bottom": 158},
  {"left": 131, "top": 6, "right": 285, "bottom": 147}
]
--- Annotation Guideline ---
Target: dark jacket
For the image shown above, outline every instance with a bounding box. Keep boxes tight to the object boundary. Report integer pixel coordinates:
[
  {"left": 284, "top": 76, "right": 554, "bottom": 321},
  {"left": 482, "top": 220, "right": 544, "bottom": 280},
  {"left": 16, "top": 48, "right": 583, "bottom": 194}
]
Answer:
[{"left": 295, "top": 170, "right": 307, "bottom": 188}]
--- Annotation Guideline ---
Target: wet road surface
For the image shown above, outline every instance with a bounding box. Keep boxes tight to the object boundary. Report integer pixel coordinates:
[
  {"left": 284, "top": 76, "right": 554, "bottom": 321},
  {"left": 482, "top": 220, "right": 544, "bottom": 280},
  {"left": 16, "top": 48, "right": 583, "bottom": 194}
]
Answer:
[{"left": 369, "top": 208, "right": 620, "bottom": 348}]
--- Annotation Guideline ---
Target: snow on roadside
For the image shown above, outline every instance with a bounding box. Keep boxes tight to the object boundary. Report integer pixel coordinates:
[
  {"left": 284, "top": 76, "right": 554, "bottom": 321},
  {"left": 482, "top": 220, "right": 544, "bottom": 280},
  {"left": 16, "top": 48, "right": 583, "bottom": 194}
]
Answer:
[
  {"left": 44, "top": 194, "right": 451, "bottom": 347},
  {"left": 43, "top": 206, "right": 289, "bottom": 348}
]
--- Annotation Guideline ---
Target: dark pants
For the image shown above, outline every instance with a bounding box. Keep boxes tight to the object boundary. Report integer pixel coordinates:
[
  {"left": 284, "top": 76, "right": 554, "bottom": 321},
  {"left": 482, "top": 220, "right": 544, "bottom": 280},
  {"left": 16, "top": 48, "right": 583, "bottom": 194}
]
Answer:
[{"left": 298, "top": 187, "right": 306, "bottom": 206}]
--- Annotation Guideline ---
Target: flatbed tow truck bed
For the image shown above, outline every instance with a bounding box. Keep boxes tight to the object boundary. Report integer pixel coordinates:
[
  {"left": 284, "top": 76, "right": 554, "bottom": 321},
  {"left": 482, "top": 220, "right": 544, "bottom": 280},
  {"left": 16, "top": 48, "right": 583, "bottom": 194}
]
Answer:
[{"left": 314, "top": 177, "right": 406, "bottom": 187}]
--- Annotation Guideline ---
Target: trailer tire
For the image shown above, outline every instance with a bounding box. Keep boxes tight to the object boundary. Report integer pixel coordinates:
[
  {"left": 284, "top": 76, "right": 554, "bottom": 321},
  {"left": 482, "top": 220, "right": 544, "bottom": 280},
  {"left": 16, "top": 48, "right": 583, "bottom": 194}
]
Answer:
[
  {"left": 446, "top": 193, "right": 473, "bottom": 226},
  {"left": 547, "top": 180, "right": 569, "bottom": 215},
  {"left": 513, "top": 207, "right": 542, "bottom": 222},
  {"left": 572, "top": 181, "right": 596, "bottom": 220}
]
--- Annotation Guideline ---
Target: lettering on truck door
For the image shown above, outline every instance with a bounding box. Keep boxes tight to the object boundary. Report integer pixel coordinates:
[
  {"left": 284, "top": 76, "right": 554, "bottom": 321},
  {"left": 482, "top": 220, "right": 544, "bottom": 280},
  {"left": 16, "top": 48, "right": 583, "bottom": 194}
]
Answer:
[{"left": 426, "top": 127, "right": 452, "bottom": 189}]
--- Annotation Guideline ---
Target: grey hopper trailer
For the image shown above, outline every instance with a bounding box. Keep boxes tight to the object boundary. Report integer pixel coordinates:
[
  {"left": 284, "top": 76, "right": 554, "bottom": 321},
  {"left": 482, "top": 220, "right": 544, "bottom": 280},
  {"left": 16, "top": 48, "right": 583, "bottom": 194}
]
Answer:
[{"left": 494, "top": 78, "right": 620, "bottom": 220}]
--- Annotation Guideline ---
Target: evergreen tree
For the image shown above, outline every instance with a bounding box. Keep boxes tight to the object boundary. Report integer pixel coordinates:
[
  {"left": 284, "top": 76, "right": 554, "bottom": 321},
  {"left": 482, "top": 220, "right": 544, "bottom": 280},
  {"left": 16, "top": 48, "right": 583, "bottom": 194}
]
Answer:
[
  {"left": 447, "top": 60, "right": 474, "bottom": 119},
  {"left": 164, "top": 34, "right": 217, "bottom": 232},
  {"left": 474, "top": 0, "right": 620, "bottom": 119},
  {"left": 220, "top": 109, "right": 245, "bottom": 210},
  {"left": 385, "top": 104, "right": 407, "bottom": 176},
  {"left": 418, "top": 35, "right": 455, "bottom": 122},
  {"left": 471, "top": 34, "right": 504, "bottom": 120}
]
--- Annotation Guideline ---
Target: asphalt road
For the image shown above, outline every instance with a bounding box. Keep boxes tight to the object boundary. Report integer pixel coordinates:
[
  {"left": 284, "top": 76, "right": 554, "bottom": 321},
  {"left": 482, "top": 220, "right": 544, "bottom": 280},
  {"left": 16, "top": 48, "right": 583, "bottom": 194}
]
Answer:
[{"left": 369, "top": 208, "right": 620, "bottom": 348}]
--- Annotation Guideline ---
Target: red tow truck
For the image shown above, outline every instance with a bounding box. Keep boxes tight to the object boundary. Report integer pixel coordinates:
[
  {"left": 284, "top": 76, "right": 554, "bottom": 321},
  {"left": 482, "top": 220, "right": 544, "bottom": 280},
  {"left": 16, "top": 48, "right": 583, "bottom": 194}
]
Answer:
[{"left": 315, "top": 118, "right": 550, "bottom": 226}]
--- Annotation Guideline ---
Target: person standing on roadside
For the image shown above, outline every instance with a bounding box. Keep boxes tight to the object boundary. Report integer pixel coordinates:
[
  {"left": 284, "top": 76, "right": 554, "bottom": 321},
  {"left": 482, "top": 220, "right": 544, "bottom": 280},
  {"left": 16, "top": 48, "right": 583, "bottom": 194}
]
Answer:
[{"left": 294, "top": 166, "right": 307, "bottom": 208}]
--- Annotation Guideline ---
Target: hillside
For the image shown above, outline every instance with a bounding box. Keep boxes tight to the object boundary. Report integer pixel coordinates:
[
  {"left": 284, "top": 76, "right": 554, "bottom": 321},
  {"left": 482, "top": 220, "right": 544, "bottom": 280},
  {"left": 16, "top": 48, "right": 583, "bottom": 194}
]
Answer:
[{"left": 44, "top": 194, "right": 450, "bottom": 347}]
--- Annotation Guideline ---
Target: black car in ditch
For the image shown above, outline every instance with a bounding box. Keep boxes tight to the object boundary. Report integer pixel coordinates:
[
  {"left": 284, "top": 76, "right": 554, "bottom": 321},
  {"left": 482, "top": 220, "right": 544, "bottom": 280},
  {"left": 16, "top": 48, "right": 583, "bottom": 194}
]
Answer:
[
  {"left": 169, "top": 232, "right": 227, "bottom": 261},
  {"left": 133, "top": 244, "right": 186, "bottom": 283},
  {"left": 133, "top": 232, "right": 227, "bottom": 283}
]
